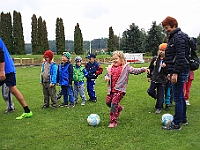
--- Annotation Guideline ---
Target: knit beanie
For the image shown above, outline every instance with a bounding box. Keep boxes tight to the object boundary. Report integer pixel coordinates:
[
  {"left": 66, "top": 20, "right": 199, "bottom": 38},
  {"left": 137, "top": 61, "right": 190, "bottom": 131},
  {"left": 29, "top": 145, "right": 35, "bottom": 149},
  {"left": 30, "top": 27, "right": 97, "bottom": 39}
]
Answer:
[
  {"left": 159, "top": 43, "right": 167, "bottom": 50},
  {"left": 63, "top": 52, "right": 71, "bottom": 59},
  {"left": 43, "top": 50, "right": 54, "bottom": 61}
]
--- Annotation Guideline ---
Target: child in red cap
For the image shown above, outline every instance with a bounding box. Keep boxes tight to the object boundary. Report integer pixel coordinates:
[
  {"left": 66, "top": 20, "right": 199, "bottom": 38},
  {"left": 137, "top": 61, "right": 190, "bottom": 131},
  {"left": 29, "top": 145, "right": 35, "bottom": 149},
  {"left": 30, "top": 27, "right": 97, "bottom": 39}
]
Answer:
[{"left": 40, "top": 50, "right": 58, "bottom": 109}]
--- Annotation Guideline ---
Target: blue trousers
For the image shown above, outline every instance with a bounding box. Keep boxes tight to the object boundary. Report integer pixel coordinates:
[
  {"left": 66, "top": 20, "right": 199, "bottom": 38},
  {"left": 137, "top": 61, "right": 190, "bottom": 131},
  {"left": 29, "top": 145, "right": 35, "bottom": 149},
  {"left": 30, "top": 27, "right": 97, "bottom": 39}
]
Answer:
[
  {"left": 172, "top": 69, "right": 189, "bottom": 125},
  {"left": 164, "top": 82, "right": 171, "bottom": 105},
  {"left": 61, "top": 85, "right": 74, "bottom": 104},
  {"left": 86, "top": 79, "right": 96, "bottom": 100}
]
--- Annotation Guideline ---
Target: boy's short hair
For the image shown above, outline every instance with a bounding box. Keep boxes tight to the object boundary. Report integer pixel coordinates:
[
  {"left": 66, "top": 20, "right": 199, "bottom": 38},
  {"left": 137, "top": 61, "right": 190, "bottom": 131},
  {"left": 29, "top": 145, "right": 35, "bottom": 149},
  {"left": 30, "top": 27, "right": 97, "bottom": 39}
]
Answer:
[
  {"left": 86, "top": 54, "right": 96, "bottom": 59},
  {"left": 161, "top": 16, "right": 178, "bottom": 28}
]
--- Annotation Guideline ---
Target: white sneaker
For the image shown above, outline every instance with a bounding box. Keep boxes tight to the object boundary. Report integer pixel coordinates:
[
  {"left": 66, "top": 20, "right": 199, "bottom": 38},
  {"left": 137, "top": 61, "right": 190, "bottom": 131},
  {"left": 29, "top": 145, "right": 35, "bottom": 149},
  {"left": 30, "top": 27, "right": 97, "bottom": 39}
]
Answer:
[
  {"left": 186, "top": 100, "right": 190, "bottom": 106},
  {"left": 81, "top": 101, "right": 86, "bottom": 106}
]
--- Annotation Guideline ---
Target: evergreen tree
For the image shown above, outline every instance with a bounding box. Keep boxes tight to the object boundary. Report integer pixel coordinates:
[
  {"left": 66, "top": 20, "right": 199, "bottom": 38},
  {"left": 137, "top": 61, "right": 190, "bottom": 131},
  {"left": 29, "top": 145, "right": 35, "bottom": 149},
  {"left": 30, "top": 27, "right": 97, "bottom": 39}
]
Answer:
[
  {"left": 74, "top": 23, "right": 83, "bottom": 55},
  {"left": 43, "top": 20, "right": 49, "bottom": 51},
  {"left": 107, "top": 26, "right": 116, "bottom": 53},
  {"left": 145, "top": 21, "right": 164, "bottom": 56},
  {"left": 0, "top": 12, "right": 13, "bottom": 53},
  {"left": 127, "top": 23, "right": 142, "bottom": 53},
  {"left": 56, "top": 18, "right": 65, "bottom": 55},
  {"left": 31, "top": 14, "right": 38, "bottom": 54},
  {"left": 13, "top": 10, "right": 25, "bottom": 54},
  {"left": 36, "top": 16, "right": 49, "bottom": 54}
]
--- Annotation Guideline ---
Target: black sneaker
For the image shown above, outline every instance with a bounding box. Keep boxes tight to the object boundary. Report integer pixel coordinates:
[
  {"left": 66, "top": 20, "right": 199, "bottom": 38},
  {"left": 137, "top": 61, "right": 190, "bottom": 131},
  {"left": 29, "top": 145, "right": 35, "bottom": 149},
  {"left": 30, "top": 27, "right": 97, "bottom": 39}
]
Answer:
[
  {"left": 52, "top": 105, "right": 57, "bottom": 109},
  {"left": 4, "top": 108, "right": 15, "bottom": 114},
  {"left": 67, "top": 103, "right": 75, "bottom": 108},
  {"left": 42, "top": 105, "right": 49, "bottom": 109},
  {"left": 59, "top": 103, "right": 68, "bottom": 107},
  {"left": 165, "top": 105, "right": 170, "bottom": 111},
  {"left": 162, "top": 122, "right": 181, "bottom": 130},
  {"left": 181, "top": 120, "right": 188, "bottom": 126}
]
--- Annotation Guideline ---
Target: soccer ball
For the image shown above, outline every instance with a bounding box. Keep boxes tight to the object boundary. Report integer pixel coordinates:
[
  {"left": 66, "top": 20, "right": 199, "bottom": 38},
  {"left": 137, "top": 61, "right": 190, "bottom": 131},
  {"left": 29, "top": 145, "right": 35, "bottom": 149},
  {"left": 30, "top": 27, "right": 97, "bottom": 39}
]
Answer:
[
  {"left": 161, "top": 113, "right": 173, "bottom": 126},
  {"left": 87, "top": 114, "right": 100, "bottom": 126}
]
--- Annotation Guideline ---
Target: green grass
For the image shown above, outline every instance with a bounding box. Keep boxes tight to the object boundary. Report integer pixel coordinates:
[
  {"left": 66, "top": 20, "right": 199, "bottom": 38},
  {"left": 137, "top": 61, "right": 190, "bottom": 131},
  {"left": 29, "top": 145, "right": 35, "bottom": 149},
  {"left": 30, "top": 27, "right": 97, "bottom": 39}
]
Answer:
[{"left": 0, "top": 64, "right": 200, "bottom": 150}]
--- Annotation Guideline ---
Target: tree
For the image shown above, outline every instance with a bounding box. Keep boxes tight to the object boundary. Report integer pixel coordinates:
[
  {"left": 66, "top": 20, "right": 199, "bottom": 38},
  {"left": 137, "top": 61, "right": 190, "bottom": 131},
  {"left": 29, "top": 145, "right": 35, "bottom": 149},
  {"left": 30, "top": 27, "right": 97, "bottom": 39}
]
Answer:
[
  {"left": 56, "top": 18, "right": 65, "bottom": 55},
  {"left": 36, "top": 16, "right": 49, "bottom": 54},
  {"left": 145, "top": 21, "right": 165, "bottom": 56},
  {"left": 13, "top": 10, "right": 25, "bottom": 54},
  {"left": 107, "top": 26, "right": 116, "bottom": 53},
  {"left": 0, "top": 12, "right": 13, "bottom": 53},
  {"left": 74, "top": 23, "right": 83, "bottom": 55},
  {"left": 31, "top": 14, "right": 38, "bottom": 54}
]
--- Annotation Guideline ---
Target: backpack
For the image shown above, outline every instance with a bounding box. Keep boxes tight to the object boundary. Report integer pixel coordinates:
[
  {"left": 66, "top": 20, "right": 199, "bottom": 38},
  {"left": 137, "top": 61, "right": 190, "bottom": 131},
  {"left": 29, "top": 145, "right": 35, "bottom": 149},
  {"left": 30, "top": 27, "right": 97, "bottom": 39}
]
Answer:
[
  {"left": 187, "top": 37, "right": 199, "bottom": 71},
  {"left": 172, "top": 34, "right": 199, "bottom": 71}
]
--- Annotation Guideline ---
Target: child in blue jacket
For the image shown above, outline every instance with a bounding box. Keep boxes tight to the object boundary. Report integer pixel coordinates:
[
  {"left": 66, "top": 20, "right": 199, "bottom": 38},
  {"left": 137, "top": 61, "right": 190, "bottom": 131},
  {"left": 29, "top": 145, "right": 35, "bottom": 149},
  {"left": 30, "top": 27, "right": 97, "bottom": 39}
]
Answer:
[
  {"left": 85, "top": 54, "right": 103, "bottom": 102},
  {"left": 57, "top": 52, "right": 75, "bottom": 108},
  {"left": 40, "top": 50, "right": 57, "bottom": 109}
]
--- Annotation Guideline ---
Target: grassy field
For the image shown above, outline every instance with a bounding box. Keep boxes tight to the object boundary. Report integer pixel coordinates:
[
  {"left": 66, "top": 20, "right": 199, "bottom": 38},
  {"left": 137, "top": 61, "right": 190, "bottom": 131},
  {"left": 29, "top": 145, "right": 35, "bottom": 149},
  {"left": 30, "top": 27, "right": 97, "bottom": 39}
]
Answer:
[{"left": 0, "top": 63, "right": 200, "bottom": 150}]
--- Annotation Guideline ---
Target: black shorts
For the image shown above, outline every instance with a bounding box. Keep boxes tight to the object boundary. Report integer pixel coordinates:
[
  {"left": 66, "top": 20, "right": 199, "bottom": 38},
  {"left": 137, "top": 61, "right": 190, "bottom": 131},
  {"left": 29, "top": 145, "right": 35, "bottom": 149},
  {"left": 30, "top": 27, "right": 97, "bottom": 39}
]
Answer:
[{"left": 0, "top": 72, "right": 16, "bottom": 87}]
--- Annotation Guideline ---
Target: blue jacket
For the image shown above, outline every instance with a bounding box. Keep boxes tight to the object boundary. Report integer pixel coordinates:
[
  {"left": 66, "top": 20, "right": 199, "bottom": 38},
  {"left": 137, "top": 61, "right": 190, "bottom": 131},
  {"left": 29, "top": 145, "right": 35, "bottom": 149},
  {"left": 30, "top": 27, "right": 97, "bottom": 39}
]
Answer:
[
  {"left": 0, "top": 38, "right": 16, "bottom": 74},
  {"left": 85, "top": 61, "right": 100, "bottom": 79},
  {"left": 165, "top": 28, "right": 190, "bottom": 74},
  {"left": 57, "top": 62, "right": 73, "bottom": 86},
  {"left": 40, "top": 62, "right": 57, "bottom": 84}
]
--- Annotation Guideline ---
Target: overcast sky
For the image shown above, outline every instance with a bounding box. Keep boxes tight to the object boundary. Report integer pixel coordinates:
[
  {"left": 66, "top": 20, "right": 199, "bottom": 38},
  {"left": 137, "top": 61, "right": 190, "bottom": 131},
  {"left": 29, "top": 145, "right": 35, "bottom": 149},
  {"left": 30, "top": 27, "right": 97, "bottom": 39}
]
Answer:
[{"left": 1, "top": 0, "right": 200, "bottom": 43}]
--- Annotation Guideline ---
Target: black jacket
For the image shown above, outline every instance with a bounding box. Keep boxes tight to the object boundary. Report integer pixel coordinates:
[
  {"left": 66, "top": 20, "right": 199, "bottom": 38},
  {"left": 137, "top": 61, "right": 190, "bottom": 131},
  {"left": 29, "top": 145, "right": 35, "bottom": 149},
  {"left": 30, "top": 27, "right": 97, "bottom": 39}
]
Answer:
[
  {"left": 147, "top": 56, "right": 168, "bottom": 84},
  {"left": 165, "top": 28, "right": 190, "bottom": 74}
]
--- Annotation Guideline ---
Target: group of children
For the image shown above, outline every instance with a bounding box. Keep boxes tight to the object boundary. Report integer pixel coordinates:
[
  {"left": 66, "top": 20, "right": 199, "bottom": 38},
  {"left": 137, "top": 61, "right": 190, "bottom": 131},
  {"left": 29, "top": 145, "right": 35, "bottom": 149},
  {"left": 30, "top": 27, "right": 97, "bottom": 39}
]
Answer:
[
  {"left": 1, "top": 44, "right": 194, "bottom": 129},
  {"left": 40, "top": 50, "right": 103, "bottom": 109}
]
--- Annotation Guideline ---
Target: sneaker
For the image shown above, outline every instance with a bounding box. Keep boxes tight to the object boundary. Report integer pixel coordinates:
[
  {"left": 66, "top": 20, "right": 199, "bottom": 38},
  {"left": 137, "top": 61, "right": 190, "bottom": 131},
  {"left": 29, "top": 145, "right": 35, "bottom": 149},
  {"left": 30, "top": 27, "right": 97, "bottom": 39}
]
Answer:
[
  {"left": 81, "top": 101, "right": 86, "bottom": 106},
  {"left": 162, "top": 122, "right": 181, "bottom": 130},
  {"left": 181, "top": 120, "right": 188, "bottom": 126},
  {"left": 186, "top": 100, "right": 190, "bottom": 106},
  {"left": 108, "top": 123, "right": 117, "bottom": 128},
  {"left": 89, "top": 99, "right": 97, "bottom": 102},
  {"left": 59, "top": 103, "right": 68, "bottom": 107},
  {"left": 68, "top": 103, "right": 75, "bottom": 108},
  {"left": 42, "top": 105, "right": 49, "bottom": 109},
  {"left": 165, "top": 105, "right": 170, "bottom": 111},
  {"left": 52, "top": 105, "right": 57, "bottom": 109},
  {"left": 16, "top": 111, "right": 33, "bottom": 120},
  {"left": 4, "top": 108, "right": 15, "bottom": 114},
  {"left": 155, "top": 109, "right": 162, "bottom": 114}
]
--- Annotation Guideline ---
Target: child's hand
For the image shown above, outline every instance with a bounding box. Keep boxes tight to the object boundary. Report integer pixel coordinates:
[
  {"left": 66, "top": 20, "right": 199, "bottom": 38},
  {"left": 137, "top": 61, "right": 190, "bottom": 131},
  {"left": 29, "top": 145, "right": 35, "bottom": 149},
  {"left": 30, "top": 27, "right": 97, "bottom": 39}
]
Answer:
[
  {"left": 147, "top": 78, "right": 151, "bottom": 82},
  {"left": 49, "top": 83, "right": 55, "bottom": 87},
  {"left": 162, "top": 63, "right": 166, "bottom": 68},
  {"left": 105, "top": 76, "right": 110, "bottom": 82}
]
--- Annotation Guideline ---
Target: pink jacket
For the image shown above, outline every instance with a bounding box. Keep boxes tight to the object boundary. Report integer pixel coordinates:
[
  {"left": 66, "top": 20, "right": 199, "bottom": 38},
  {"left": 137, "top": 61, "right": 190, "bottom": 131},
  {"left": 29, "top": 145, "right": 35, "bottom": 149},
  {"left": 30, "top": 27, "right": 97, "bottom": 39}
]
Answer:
[{"left": 105, "top": 64, "right": 146, "bottom": 94}]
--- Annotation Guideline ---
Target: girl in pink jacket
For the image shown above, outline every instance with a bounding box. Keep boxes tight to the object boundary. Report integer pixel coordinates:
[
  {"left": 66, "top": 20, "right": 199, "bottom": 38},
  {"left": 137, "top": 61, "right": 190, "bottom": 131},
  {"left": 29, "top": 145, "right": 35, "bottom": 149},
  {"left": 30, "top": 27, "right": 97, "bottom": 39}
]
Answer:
[{"left": 105, "top": 51, "right": 146, "bottom": 128}]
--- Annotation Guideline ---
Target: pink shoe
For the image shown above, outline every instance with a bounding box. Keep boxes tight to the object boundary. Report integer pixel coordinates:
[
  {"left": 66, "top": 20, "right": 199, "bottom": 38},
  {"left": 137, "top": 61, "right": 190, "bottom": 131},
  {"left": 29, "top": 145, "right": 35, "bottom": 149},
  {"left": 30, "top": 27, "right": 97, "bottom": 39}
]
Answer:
[{"left": 108, "top": 123, "right": 117, "bottom": 128}]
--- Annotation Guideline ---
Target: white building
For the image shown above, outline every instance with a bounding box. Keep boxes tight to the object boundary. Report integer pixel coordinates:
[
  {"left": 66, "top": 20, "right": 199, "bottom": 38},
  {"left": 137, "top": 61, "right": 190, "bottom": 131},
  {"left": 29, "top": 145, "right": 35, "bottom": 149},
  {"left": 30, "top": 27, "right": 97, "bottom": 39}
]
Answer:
[{"left": 124, "top": 53, "right": 145, "bottom": 63}]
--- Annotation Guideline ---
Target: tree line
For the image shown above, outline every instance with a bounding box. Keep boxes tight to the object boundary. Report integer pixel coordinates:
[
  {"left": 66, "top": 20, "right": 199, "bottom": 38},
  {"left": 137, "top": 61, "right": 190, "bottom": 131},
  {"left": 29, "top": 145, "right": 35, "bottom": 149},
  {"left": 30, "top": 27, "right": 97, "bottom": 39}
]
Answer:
[{"left": 1, "top": 11, "right": 200, "bottom": 56}]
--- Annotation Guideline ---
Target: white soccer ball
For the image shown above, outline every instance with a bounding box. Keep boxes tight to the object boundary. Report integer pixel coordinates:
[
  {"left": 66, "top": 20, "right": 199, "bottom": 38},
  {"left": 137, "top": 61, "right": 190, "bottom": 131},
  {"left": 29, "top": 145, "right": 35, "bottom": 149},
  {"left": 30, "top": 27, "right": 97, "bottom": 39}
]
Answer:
[
  {"left": 161, "top": 113, "right": 173, "bottom": 126},
  {"left": 87, "top": 114, "right": 100, "bottom": 126}
]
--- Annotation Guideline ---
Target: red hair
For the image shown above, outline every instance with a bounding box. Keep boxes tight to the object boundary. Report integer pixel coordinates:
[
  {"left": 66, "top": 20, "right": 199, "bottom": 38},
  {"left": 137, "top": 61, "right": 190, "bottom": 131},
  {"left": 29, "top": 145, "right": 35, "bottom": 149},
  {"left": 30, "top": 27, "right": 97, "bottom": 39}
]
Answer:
[{"left": 161, "top": 16, "right": 178, "bottom": 28}]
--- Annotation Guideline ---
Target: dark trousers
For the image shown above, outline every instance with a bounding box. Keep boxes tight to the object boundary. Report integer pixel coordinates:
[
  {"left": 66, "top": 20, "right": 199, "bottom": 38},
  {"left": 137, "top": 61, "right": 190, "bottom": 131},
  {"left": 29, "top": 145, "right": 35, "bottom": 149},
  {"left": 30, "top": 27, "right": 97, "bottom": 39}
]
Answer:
[{"left": 147, "top": 81, "right": 164, "bottom": 110}]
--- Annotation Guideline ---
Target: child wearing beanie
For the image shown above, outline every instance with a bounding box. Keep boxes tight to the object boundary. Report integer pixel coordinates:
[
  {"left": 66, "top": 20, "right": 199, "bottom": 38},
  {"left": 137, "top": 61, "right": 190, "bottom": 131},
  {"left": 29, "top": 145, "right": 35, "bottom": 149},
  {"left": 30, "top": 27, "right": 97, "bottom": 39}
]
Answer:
[
  {"left": 40, "top": 50, "right": 58, "bottom": 109},
  {"left": 147, "top": 43, "right": 170, "bottom": 114}
]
